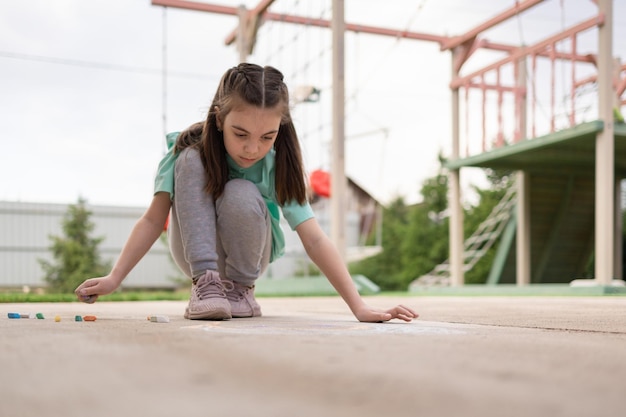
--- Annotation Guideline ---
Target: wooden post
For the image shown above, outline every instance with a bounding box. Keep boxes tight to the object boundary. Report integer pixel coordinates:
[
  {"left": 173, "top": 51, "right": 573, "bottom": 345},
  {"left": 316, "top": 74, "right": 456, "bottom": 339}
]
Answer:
[
  {"left": 331, "top": 0, "right": 347, "bottom": 262},
  {"left": 614, "top": 58, "right": 623, "bottom": 280},
  {"left": 516, "top": 57, "right": 531, "bottom": 286},
  {"left": 449, "top": 48, "right": 464, "bottom": 286},
  {"left": 237, "top": 5, "right": 248, "bottom": 63},
  {"left": 594, "top": 0, "right": 614, "bottom": 285}
]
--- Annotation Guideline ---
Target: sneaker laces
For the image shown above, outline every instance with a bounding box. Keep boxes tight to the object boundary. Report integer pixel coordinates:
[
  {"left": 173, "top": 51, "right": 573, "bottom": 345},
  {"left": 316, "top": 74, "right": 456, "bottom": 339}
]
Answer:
[
  {"left": 195, "top": 271, "right": 233, "bottom": 299},
  {"left": 224, "top": 280, "right": 252, "bottom": 302}
]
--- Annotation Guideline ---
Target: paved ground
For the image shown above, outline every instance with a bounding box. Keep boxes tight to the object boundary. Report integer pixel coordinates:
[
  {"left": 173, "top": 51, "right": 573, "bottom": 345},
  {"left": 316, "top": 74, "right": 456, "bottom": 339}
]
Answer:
[{"left": 1, "top": 295, "right": 625, "bottom": 417}]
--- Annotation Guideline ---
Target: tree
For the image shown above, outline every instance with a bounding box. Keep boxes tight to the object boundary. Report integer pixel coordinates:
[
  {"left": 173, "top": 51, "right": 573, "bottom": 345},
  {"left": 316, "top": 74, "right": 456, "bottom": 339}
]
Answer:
[
  {"left": 399, "top": 172, "right": 449, "bottom": 286},
  {"left": 350, "top": 171, "right": 450, "bottom": 291},
  {"left": 350, "top": 163, "right": 515, "bottom": 290},
  {"left": 39, "top": 198, "right": 111, "bottom": 293},
  {"left": 349, "top": 197, "right": 411, "bottom": 290}
]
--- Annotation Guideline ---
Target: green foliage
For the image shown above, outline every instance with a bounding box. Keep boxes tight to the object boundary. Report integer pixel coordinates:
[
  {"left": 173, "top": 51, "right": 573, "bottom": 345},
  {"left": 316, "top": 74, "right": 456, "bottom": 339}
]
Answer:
[
  {"left": 0, "top": 290, "right": 189, "bottom": 303},
  {"left": 484, "top": 167, "right": 514, "bottom": 190},
  {"left": 398, "top": 173, "right": 449, "bottom": 285},
  {"left": 399, "top": 203, "right": 448, "bottom": 285},
  {"left": 420, "top": 171, "right": 448, "bottom": 214},
  {"left": 350, "top": 165, "right": 514, "bottom": 291},
  {"left": 463, "top": 172, "right": 511, "bottom": 284},
  {"left": 350, "top": 174, "right": 449, "bottom": 291},
  {"left": 39, "top": 198, "right": 111, "bottom": 293},
  {"left": 350, "top": 197, "right": 412, "bottom": 290}
]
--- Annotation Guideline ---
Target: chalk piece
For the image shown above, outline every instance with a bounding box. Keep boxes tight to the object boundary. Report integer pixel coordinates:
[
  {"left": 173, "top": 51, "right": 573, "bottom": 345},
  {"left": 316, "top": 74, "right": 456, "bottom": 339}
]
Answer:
[
  {"left": 8, "top": 313, "right": 20, "bottom": 319},
  {"left": 83, "top": 315, "right": 97, "bottom": 322},
  {"left": 80, "top": 295, "right": 96, "bottom": 304},
  {"left": 36, "top": 313, "right": 45, "bottom": 320},
  {"left": 75, "top": 315, "right": 83, "bottom": 322},
  {"left": 20, "top": 313, "right": 31, "bottom": 319},
  {"left": 148, "top": 315, "right": 170, "bottom": 323},
  {"left": 54, "top": 315, "right": 61, "bottom": 322}
]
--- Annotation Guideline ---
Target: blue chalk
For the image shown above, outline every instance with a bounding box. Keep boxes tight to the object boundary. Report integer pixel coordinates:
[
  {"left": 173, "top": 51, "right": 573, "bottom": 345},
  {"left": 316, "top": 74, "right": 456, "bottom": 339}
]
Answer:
[{"left": 8, "top": 313, "right": 20, "bottom": 319}]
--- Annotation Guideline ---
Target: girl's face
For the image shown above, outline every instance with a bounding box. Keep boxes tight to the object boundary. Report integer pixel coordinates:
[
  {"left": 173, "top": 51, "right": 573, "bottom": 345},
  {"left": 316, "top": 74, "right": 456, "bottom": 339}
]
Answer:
[{"left": 218, "top": 105, "right": 282, "bottom": 168}]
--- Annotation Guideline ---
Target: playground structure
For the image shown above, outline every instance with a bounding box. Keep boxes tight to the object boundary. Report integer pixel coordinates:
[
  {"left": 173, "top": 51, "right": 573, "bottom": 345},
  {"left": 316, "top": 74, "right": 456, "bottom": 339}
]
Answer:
[
  {"left": 151, "top": 0, "right": 625, "bottom": 288},
  {"left": 444, "top": 0, "right": 625, "bottom": 288}
]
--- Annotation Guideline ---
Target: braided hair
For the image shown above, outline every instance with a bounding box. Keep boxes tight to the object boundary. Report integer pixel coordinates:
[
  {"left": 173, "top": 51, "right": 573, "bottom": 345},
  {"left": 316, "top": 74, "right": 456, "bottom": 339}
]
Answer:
[{"left": 175, "top": 63, "right": 307, "bottom": 205}]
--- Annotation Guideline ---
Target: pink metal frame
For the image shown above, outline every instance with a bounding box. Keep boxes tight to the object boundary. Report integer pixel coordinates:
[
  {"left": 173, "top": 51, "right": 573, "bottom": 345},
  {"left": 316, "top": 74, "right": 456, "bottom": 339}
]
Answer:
[
  {"left": 151, "top": 0, "right": 625, "bottom": 156},
  {"left": 449, "top": 11, "right": 606, "bottom": 151}
]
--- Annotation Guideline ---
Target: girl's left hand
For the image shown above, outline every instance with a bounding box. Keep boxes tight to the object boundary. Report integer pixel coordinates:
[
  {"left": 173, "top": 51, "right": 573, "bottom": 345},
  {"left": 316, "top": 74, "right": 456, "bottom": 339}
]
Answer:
[{"left": 354, "top": 304, "right": 418, "bottom": 323}]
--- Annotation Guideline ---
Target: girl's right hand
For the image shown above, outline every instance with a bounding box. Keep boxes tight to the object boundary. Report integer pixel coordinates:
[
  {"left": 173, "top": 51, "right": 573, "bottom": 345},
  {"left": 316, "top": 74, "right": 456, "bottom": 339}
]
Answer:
[{"left": 74, "top": 276, "right": 119, "bottom": 304}]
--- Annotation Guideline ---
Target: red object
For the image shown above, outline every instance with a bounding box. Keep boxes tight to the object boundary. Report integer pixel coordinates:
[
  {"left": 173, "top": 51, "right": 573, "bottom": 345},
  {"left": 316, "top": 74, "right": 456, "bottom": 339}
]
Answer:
[
  {"left": 163, "top": 214, "right": 170, "bottom": 232},
  {"left": 310, "top": 169, "right": 331, "bottom": 198}
]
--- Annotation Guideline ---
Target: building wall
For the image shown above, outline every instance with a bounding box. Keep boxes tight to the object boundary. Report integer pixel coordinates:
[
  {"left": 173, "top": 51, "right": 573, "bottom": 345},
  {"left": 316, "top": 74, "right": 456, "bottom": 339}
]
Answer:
[
  {"left": 0, "top": 201, "right": 179, "bottom": 289},
  {"left": 0, "top": 196, "right": 370, "bottom": 289}
]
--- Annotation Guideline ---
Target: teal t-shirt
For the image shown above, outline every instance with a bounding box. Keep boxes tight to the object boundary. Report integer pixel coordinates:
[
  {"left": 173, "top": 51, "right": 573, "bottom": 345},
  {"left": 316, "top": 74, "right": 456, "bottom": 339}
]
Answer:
[{"left": 153, "top": 132, "right": 314, "bottom": 262}]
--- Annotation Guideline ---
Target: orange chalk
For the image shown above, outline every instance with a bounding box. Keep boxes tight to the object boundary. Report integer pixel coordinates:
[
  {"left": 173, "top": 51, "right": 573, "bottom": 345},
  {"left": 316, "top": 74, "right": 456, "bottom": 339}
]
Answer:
[{"left": 83, "top": 315, "right": 97, "bottom": 322}]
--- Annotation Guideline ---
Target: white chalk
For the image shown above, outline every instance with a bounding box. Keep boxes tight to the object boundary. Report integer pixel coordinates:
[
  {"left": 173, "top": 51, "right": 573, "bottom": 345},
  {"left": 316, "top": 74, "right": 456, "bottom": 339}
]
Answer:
[{"left": 148, "top": 315, "right": 170, "bottom": 323}]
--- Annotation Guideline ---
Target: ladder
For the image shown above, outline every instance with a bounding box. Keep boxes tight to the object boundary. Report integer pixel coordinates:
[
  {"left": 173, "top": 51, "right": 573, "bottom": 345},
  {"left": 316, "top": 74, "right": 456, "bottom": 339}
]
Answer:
[{"left": 410, "top": 185, "right": 517, "bottom": 287}]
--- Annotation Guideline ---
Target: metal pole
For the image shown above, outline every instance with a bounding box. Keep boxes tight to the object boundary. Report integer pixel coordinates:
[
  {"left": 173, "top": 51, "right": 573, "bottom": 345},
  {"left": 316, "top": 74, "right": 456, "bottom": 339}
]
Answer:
[
  {"left": 449, "top": 48, "right": 464, "bottom": 286},
  {"left": 161, "top": 7, "right": 168, "bottom": 143},
  {"left": 595, "top": 0, "right": 614, "bottom": 285},
  {"left": 516, "top": 57, "right": 531, "bottom": 286},
  {"left": 614, "top": 57, "right": 623, "bottom": 280},
  {"left": 331, "top": 0, "right": 346, "bottom": 262},
  {"left": 237, "top": 5, "right": 248, "bottom": 63}
]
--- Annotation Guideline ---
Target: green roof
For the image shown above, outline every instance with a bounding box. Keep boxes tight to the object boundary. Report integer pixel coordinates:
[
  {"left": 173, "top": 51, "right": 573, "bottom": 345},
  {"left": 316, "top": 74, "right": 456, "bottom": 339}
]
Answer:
[{"left": 445, "top": 121, "right": 626, "bottom": 176}]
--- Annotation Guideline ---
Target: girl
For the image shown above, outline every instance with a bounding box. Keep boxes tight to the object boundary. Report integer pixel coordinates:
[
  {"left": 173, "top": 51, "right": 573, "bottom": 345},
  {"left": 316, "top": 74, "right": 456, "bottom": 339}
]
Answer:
[{"left": 75, "top": 63, "right": 417, "bottom": 323}]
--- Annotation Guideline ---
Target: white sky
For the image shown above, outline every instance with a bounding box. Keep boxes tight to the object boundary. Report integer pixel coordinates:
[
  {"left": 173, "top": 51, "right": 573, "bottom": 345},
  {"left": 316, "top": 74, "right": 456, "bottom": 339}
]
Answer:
[{"left": 1, "top": 0, "right": 624, "bottom": 207}]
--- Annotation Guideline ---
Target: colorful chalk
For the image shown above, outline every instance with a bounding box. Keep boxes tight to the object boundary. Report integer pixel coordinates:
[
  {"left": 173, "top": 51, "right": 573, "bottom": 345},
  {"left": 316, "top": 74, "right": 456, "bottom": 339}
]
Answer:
[
  {"left": 7, "top": 312, "right": 101, "bottom": 322},
  {"left": 7, "top": 313, "right": 36, "bottom": 319},
  {"left": 147, "top": 315, "right": 170, "bottom": 323}
]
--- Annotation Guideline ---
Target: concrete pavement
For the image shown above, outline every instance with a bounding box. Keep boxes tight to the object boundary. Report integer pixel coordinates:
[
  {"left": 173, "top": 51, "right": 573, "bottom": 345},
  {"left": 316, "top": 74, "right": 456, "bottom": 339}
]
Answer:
[{"left": 1, "top": 295, "right": 625, "bottom": 417}]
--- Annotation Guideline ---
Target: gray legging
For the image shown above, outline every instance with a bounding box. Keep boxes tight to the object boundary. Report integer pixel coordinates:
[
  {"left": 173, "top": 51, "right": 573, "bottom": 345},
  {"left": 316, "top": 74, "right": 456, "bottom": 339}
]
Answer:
[{"left": 167, "top": 148, "right": 272, "bottom": 286}]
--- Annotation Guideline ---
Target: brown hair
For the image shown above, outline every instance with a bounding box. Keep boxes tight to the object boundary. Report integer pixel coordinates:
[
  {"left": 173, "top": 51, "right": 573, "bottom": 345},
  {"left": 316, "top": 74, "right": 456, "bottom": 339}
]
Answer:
[{"left": 175, "top": 63, "right": 307, "bottom": 205}]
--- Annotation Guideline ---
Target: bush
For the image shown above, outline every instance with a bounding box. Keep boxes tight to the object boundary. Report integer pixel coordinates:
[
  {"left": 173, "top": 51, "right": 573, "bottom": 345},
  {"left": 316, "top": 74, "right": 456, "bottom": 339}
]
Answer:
[{"left": 39, "top": 198, "right": 111, "bottom": 293}]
